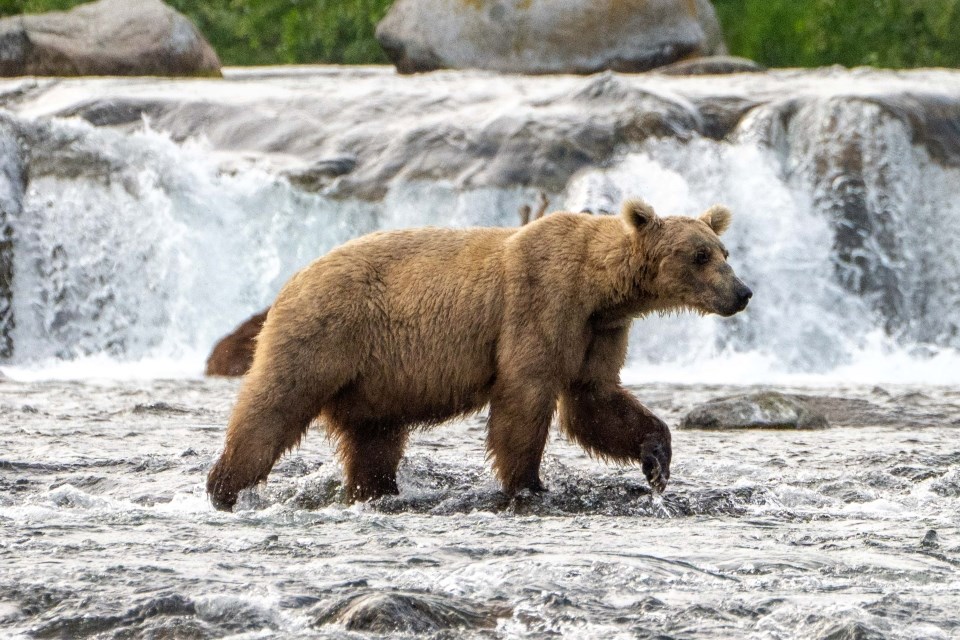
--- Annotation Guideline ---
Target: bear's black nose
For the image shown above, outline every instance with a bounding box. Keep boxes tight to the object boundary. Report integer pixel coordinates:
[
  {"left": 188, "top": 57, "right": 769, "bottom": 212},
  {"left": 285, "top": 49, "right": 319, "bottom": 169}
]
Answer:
[{"left": 736, "top": 284, "right": 753, "bottom": 310}]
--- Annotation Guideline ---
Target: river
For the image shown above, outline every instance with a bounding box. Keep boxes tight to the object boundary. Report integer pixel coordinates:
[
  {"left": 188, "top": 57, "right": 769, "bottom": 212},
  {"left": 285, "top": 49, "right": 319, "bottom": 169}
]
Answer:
[{"left": 1, "top": 65, "right": 960, "bottom": 638}]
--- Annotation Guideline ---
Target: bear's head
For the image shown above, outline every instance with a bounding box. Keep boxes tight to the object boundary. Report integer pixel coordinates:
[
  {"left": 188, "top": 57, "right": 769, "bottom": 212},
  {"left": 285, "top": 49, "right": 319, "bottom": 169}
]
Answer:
[{"left": 622, "top": 199, "right": 752, "bottom": 317}]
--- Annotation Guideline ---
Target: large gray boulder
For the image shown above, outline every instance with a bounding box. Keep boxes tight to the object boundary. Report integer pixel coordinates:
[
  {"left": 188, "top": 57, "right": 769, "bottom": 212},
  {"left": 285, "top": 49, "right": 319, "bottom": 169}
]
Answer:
[
  {"left": 680, "top": 392, "right": 830, "bottom": 430},
  {"left": 376, "top": 0, "right": 727, "bottom": 74},
  {"left": 0, "top": 0, "right": 221, "bottom": 77}
]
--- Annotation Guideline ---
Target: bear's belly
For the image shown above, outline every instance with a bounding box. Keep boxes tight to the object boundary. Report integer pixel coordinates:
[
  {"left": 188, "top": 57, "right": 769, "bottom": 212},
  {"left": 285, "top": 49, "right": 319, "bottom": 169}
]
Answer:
[{"left": 326, "top": 370, "right": 495, "bottom": 427}]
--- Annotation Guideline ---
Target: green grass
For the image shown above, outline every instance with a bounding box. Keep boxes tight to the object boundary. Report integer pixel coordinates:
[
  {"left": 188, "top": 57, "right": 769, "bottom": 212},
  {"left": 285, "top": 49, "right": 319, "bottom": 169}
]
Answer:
[
  {"left": 3, "top": 0, "right": 960, "bottom": 68},
  {"left": 713, "top": 0, "right": 960, "bottom": 68},
  {"left": 163, "top": 0, "right": 393, "bottom": 65}
]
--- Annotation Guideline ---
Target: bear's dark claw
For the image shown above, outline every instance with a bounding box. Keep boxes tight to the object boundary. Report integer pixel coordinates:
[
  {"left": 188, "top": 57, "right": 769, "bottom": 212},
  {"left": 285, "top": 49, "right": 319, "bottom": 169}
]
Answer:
[
  {"left": 209, "top": 492, "right": 236, "bottom": 512},
  {"left": 206, "top": 464, "right": 238, "bottom": 512},
  {"left": 641, "top": 437, "right": 672, "bottom": 494}
]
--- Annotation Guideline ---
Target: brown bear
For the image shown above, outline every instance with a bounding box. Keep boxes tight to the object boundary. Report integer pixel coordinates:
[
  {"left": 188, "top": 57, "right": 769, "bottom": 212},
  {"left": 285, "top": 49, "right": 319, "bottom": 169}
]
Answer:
[
  {"left": 205, "top": 309, "right": 269, "bottom": 377},
  {"left": 207, "top": 199, "right": 751, "bottom": 511}
]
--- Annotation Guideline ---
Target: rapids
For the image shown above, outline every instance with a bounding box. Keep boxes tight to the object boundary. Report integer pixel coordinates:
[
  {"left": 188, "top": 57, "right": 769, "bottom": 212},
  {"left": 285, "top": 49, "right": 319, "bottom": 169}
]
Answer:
[
  {"left": 1, "top": 66, "right": 960, "bottom": 381},
  {"left": 1, "top": 380, "right": 959, "bottom": 638}
]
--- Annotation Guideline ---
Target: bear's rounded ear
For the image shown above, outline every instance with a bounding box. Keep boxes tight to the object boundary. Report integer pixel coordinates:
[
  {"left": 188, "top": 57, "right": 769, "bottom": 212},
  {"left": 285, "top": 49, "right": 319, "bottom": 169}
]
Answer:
[
  {"left": 700, "top": 205, "right": 732, "bottom": 236},
  {"left": 621, "top": 198, "right": 661, "bottom": 232}
]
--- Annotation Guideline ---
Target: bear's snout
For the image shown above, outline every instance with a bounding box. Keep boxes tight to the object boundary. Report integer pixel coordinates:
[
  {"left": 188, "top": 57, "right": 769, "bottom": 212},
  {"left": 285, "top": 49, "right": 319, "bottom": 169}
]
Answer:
[
  {"left": 714, "top": 278, "right": 752, "bottom": 317},
  {"left": 734, "top": 282, "right": 753, "bottom": 312}
]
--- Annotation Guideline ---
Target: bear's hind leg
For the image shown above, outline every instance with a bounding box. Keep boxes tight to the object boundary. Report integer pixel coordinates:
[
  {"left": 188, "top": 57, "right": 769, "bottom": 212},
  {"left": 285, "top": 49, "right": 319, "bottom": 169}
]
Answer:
[
  {"left": 333, "top": 421, "right": 409, "bottom": 503},
  {"left": 486, "top": 385, "right": 555, "bottom": 495},
  {"left": 559, "top": 383, "right": 672, "bottom": 492}
]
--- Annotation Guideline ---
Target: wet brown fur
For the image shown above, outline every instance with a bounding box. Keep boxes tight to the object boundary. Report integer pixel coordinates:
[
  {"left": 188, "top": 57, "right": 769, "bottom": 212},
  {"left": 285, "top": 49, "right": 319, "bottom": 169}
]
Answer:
[
  {"left": 204, "top": 309, "right": 269, "bottom": 377},
  {"left": 207, "top": 199, "right": 747, "bottom": 509}
]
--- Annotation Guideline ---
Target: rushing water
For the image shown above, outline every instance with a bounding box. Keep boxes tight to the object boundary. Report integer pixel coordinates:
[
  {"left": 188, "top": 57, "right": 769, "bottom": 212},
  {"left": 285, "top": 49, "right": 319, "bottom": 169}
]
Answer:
[
  {"left": 1, "top": 379, "right": 959, "bottom": 639},
  {"left": 1, "top": 67, "right": 959, "bottom": 639},
  {"left": 3, "top": 67, "right": 960, "bottom": 382}
]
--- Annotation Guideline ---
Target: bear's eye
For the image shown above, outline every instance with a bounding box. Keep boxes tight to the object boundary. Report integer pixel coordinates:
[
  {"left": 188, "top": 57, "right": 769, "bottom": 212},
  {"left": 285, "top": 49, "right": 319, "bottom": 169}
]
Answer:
[{"left": 694, "top": 249, "right": 711, "bottom": 265}]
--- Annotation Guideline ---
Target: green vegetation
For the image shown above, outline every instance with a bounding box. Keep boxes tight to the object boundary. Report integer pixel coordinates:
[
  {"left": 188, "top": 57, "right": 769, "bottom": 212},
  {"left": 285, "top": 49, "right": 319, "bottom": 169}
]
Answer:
[
  {"left": 2, "top": 0, "right": 960, "bottom": 68},
  {"left": 713, "top": 0, "right": 960, "bottom": 68},
  {"left": 163, "top": 0, "right": 393, "bottom": 65}
]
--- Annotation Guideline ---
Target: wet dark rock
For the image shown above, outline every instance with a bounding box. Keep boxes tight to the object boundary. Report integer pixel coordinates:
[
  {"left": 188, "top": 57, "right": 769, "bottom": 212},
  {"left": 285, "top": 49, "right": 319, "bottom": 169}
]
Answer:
[
  {"left": 817, "top": 479, "right": 876, "bottom": 504},
  {"left": 283, "top": 156, "right": 357, "bottom": 192},
  {"left": 310, "top": 590, "right": 506, "bottom": 633},
  {"left": 30, "top": 594, "right": 196, "bottom": 639},
  {"left": 376, "top": 0, "right": 726, "bottom": 74},
  {"left": 359, "top": 457, "right": 767, "bottom": 518},
  {"left": 921, "top": 529, "right": 939, "bottom": 549},
  {"left": 193, "top": 596, "right": 273, "bottom": 632},
  {"left": 0, "top": 0, "right": 221, "bottom": 78},
  {"left": 820, "top": 621, "right": 885, "bottom": 640},
  {"left": 889, "top": 465, "right": 940, "bottom": 482},
  {"left": 56, "top": 97, "right": 171, "bottom": 127},
  {"left": 791, "top": 395, "right": 919, "bottom": 427},
  {"left": 657, "top": 55, "right": 764, "bottom": 76},
  {"left": 131, "top": 401, "right": 191, "bottom": 415},
  {"left": 0, "top": 119, "right": 23, "bottom": 359},
  {"left": 889, "top": 391, "right": 930, "bottom": 404},
  {"left": 680, "top": 392, "right": 829, "bottom": 430},
  {"left": 930, "top": 470, "right": 960, "bottom": 497},
  {"left": 205, "top": 309, "right": 268, "bottom": 377},
  {"left": 696, "top": 96, "right": 762, "bottom": 140}
]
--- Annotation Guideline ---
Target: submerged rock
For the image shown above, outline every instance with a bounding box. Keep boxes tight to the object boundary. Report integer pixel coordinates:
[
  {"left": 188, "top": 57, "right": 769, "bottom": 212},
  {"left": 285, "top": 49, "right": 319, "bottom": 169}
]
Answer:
[
  {"left": 920, "top": 529, "right": 939, "bottom": 549},
  {"left": 205, "top": 309, "right": 268, "bottom": 377},
  {"left": 376, "top": 0, "right": 727, "bottom": 74},
  {"left": 0, "top": 0, "right": 221, "bottom": 78},
  {"left": 657, "top": 55, "right": 765, "bottom": 76},
  {"left": 310, "top": 590, "right": 506, "bottom": 633},
  {"left": 282, "top": 156, "right": 357, "bottom": 193},
  {"left": 680, "top": 392, "right": 829, "bottom": 430}
]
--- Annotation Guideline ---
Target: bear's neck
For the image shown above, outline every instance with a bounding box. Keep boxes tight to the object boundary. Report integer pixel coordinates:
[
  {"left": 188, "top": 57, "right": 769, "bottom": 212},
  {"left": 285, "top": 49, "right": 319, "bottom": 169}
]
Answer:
[{"left": 587, "top": 229, "right": 661, "bottom": 327}]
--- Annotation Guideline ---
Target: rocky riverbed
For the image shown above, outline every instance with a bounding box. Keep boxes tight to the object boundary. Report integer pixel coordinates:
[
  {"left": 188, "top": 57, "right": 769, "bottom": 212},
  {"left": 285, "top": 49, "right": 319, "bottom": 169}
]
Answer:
[{"left": 1, "top": 378, "right": 958, "bottom": 638}]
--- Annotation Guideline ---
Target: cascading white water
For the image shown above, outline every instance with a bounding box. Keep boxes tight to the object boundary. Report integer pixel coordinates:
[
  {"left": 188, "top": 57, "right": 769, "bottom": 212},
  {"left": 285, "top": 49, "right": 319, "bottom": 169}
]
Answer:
[
  {"left": 8, "top": 121, "right": 376, "bottom": 375},
  {"left": 4, "top": 72, "right": 960, "bottom": 384},
  {"left": 580, "top": 103, "right": 960, "bottom": 384}
]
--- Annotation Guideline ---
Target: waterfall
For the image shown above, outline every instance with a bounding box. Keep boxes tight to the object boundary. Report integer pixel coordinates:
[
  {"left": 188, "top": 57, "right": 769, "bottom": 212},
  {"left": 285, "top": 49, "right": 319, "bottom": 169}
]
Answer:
[{"left": 2, "top": 68, "right": 960, "bottom": 383}]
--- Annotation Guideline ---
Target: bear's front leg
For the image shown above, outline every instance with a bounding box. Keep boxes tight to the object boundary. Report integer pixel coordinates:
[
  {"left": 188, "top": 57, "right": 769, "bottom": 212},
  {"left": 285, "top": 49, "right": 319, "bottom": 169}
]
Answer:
[
  {"left": 559, "top": 383, "right": 672, "bottom": 493},
  {"left": 486, "top": 384, "right": 556, "bottom": 495}
]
